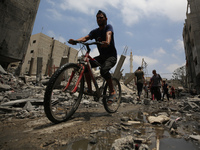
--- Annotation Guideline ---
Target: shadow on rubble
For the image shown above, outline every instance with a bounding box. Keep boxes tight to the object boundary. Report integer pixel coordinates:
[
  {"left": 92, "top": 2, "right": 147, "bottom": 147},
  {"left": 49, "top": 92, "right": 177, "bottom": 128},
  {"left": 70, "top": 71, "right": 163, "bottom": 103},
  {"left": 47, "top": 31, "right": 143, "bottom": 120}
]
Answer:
[
  {"left": 32, "top": 111, "right": 111, "bottom": 131},
  {"left": 73, "top": 111, "right": 112, "bottom": 121}
]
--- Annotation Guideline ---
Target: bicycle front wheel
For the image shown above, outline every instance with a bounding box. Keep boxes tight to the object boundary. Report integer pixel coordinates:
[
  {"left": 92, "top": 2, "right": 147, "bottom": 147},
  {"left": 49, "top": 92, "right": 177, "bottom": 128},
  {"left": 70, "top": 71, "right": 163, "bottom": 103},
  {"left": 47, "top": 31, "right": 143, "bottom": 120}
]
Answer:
[
  {"left": 44, "top": 63, "right": 84, "bottom": 123},
  {"left": 102, "top": 78, "right": 121, "bottom": 113}
]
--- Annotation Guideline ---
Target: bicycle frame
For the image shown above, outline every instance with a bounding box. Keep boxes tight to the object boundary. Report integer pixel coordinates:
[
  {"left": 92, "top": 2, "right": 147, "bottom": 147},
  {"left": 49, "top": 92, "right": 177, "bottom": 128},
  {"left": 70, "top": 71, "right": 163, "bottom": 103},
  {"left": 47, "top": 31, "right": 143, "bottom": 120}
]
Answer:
[{"left": 64, "top": 42, "right": 105, "bottom": 99}]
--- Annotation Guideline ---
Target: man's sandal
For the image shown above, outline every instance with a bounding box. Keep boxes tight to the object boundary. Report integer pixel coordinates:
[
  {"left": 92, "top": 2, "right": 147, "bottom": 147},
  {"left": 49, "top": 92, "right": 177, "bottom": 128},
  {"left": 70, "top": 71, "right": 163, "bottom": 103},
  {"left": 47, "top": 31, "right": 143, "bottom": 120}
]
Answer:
[{"left": 107, "top": 93, "right": 117, "bottom": 104}]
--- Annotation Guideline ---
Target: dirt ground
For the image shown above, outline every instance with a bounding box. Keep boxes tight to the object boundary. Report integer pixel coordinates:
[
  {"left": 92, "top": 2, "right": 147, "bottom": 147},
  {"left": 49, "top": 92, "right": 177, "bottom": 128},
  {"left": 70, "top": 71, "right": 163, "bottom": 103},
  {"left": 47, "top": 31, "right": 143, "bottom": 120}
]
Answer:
[
  {"left": 0, "top": 103, "right": 143, "bottom": 150},
  {"left": 1, "top": 98, "right": 200, "bottom": 150}
]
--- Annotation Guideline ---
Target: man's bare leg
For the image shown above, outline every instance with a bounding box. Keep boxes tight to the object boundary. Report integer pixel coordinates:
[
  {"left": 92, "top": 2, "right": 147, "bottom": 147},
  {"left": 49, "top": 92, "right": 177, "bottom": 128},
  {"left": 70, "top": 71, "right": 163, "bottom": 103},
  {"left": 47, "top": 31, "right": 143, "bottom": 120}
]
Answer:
[
  {"left": 107, "top": 78, "right": 116, "bottom": 95},
  {"left": 85, "top": 72, "right": 92, "bottom": 91}
]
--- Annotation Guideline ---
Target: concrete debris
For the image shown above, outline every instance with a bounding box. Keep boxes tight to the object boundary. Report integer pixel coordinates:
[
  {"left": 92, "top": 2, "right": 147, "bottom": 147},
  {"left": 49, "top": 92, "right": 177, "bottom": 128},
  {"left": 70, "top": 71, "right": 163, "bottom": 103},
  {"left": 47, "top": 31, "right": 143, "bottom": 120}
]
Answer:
[
  {"left": 0, "top": 83, "right": 11, "bottom": 91},
  {"left": 111, "top": 135, "right": 149, "bottom": 150},
  {"left": 127, "top": 121, "right": 141, "bottom": 125},
  {"left": 148, "top": 115, "right": 170, "bottom": 124},
  {"left": 0, "top": 65, "right": 7, "bottom": 74},
  {"left": 189, "top": 135, "right": 200, "bottom": 142},
  {"left": 1, "top": 67, "right": 200, "bottom": 149},
  {"left": 165, "top": 119, "right": 177, "bottom": 129},
  {"left": 111, "top": 135, "right": 135, "bottom": 150},
  {"left": 1, "top": 98, "right": 43, "bottom": 107},
  {"left": 23, "top": 101, "right": 34, "bottom": 111}
]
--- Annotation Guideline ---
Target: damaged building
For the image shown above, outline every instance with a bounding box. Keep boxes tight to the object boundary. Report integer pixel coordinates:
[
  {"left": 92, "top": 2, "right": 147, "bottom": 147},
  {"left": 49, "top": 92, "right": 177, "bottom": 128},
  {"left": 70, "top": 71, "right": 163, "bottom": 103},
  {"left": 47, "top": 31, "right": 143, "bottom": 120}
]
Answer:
[
  {"left": 0, "top": 0, "right": 40, "bottom": 69},
  {"left": 183, "top": 0, "right": 200, "bottom": 94},
  {"left": 20, "top": 33, "right": 78, "bottom": 76},
  {"left": 0, "top": 1, "right": 78, "bottom": 78}
]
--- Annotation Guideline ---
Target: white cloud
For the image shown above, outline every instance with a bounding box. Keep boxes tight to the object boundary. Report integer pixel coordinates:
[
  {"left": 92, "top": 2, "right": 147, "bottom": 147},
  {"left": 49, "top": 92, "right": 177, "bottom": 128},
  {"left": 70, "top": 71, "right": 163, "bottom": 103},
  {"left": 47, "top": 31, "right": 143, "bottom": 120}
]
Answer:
[
  {"left": 122, "top": 54, "right": 158, "bottom": 73},
  {"left": 59, "top": 0, "right": 104, "bottom": 15},
  {"left": 160, "top": 0, "right": 187, "bottom": 22},
  {"left": 126, "top": 31, "right": 133, "bottom": 37},
  {"left": 166, "top": 63, "right": 182, "bottom": 73},
  {"left": 153, "top": 47, "right": 166, "bottom": 56},
  {"left": 171, "top": 54, "right": 179, "bottom": 59},
  {"left": 50, "top": 0, "right": 187, "bottom": 27},
  {"left": 81, "top": 28, "right": 90, "bottom": 35},
  {"left": 133, "top": 55, "right": 158, "bottom": 66},
  {"left": 46, "top": 0, "right": 55, "bottom": 6},
  {"left": 47, "top": 30, "right": 66, "bottom": 43},
  {"left": 121, "top": 7, "right": 141, "bottom": 26},
  {"left": 174, "top": 39, "right": 184, "bottom": 52},
  {"left": 165, "top": 38, "right": 172, "bottom": 43},
  {"left": 114, "top": 0, "right": 187, "bottom": 26},
  {"left": 57, "top": 36, "right": 66, "bottom": 43},
  {"left": 47, "top": 30, "right": 55, "bottom": 37},
  {"left": 46, "top": 9, "right": 63, "bottom": 20}
]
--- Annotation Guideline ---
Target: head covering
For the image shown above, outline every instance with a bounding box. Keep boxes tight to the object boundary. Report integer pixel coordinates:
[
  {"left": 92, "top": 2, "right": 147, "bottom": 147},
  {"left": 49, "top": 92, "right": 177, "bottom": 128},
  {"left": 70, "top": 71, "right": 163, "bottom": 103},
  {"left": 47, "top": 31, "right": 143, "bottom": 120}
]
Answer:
[{"left": 96, "top": 10, "right": 107, "bottom": 18}]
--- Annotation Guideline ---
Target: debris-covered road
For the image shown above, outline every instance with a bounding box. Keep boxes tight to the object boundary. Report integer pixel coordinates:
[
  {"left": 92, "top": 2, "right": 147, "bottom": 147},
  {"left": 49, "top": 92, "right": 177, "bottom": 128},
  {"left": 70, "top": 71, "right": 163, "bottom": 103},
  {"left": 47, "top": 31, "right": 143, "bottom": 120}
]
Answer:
[{"left": 0, "top": 70, "right": 200, "bottom": 150}]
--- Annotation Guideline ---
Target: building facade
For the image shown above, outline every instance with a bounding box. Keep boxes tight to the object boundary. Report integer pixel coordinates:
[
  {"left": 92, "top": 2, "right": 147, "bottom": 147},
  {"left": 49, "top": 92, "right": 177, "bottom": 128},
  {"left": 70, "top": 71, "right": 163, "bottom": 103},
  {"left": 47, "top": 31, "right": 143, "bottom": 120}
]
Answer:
[
  {"left": 0, "top": 0, "right": 40, "bottom": 68},
  {"left": 183, "top": 0, "right": 200, "bottom": 94},
  {"left": 21, "top": 33, "right": 78, "bottom": 76}
]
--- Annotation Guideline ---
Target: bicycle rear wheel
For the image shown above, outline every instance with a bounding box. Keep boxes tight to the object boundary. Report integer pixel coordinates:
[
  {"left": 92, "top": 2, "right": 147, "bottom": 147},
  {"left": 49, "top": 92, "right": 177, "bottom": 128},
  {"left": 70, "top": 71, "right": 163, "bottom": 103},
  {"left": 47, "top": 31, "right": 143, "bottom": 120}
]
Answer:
[
  {"left": 102, "top": 78, "right": 121, "bottom": 113},
  {"left": 44, "top": 63, "right": 84, "bottom": 123}
]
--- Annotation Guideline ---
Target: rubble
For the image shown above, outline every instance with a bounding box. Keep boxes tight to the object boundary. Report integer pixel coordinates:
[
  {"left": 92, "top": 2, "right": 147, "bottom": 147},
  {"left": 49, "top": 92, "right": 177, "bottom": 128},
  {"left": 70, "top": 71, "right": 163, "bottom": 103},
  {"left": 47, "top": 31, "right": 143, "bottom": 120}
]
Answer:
[
  {"left": 1, "top": 66, "right": 200, "bottom": 149},
  {"left": 148, "top": 115, "right": 170, "bottom": 124}
]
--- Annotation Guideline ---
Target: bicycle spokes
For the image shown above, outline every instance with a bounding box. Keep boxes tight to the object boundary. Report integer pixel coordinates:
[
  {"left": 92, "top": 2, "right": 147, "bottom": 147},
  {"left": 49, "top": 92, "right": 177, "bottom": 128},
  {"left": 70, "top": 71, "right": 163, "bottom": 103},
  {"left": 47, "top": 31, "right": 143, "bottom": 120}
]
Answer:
[
  {"left": 103, "top": 78, "right": 121, "bottom": 113},
  {"left": 44, "top": 63, "right": 84, "bottom": 123}
]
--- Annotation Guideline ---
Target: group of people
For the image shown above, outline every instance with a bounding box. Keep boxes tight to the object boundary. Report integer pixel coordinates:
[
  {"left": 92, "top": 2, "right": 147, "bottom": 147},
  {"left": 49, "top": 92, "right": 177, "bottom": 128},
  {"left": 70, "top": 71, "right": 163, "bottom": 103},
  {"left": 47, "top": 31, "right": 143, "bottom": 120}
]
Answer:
[{"left": 134, "top": 68, "right": 176, "bottom": 101}]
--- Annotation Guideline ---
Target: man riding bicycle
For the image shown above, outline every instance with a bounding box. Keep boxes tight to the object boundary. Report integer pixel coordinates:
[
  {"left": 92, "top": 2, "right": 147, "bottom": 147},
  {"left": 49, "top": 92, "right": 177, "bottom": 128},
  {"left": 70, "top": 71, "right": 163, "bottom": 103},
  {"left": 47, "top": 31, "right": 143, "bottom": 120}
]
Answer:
[{"left": 68, "top": 10, "right": 117, "bottom": 101}]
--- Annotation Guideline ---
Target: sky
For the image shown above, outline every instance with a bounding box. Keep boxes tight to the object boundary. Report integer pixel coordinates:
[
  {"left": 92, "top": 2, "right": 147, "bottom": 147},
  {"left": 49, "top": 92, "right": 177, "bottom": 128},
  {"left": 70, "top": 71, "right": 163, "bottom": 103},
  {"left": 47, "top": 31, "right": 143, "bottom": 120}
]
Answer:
[{"left": 32, "top": 0, "right": 188, "bottom": 79}]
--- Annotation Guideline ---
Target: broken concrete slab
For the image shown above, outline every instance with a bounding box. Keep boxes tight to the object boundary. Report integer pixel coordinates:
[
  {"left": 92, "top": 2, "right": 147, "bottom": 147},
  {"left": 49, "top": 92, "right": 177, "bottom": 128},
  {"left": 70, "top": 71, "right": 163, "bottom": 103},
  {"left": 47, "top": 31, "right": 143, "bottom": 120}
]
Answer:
[
  {"left": 182, "top": 101, "right": 200, "bottom": 112},
  {"left": 23, "top": 101, "right": 34, "bottom": 111},
  {"left": 148, "top": 115, "right": 170, "bottom": 124},
  {"left": 121, "top": 121, "right": 141, "bottom": 126},
  {"left": 9, "top": 89, "right": 33, "bottom": 100},
  {"left": 0, "top": 83, "right": 11, "bottom": 91},
  {"left": 0, "top": 106, "right": 22, "bottom": 112},
  {"left": 1, "top": 98, "right": 43, "bottom": 107},
  {"left": 189, "top": 135, "right": 200, "bottom": 142},
  {"left": 127, "top": 121, "right": 141, "bottom": 125}
]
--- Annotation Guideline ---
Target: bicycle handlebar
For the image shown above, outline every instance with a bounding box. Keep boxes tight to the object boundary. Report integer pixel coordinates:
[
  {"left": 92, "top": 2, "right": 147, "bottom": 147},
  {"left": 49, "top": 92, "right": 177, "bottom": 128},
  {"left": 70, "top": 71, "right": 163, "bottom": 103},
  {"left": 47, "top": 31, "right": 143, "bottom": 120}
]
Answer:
[{"left": 68, "top": 40, "right": 103, "bottom": 46}]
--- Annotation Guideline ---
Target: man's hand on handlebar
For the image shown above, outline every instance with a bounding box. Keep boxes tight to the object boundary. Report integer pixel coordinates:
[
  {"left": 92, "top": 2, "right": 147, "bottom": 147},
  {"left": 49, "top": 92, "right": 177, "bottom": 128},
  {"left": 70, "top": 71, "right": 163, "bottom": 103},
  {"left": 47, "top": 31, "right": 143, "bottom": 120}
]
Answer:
[
  {"left": 68, "top": 40, "right": 105, "bottom": 46},
  {"left": 68, "top": 39, "right": 78, "bottom": 45}
]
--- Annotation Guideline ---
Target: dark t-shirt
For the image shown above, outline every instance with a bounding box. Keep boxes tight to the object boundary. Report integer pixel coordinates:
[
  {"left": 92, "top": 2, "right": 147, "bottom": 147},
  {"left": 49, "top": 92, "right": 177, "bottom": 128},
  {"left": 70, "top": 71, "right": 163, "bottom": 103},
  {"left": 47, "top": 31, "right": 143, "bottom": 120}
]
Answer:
[
  {"left": 163, "top": 83, "right": 168, "bottom": 91},
  {"left": 151, "top": 74, "right": 162, "bottom": 87},
  {"left": 135, "top": 70, "right": 144, "bottom": 83},
  {"left": 88, "top": 24, "right": 117, "bottom": 59}
]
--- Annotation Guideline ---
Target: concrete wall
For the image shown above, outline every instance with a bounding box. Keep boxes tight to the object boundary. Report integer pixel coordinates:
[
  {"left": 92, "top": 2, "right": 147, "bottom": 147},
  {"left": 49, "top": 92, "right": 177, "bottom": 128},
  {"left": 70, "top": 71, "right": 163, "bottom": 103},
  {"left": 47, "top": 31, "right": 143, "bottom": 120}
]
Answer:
[
  {"left": 0, "top": 0, "right": 40, "bottom": 67},
  {"left": 183, "top": 0, "right": 200, "bottom": 93},
  {"left": 21, "top": 33, "right": 78, "bottom": 76}
]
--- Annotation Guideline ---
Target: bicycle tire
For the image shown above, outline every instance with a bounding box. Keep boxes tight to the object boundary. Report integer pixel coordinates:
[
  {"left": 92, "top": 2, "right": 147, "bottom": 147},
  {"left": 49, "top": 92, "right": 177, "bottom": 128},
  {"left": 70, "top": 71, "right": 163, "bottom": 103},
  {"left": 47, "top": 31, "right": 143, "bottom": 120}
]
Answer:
[
  {"left": 102, "top": 78, "right": 121, "bottom": 113},
  {"left": 44, "top": 63, "right": 84, "bottom": 123}
]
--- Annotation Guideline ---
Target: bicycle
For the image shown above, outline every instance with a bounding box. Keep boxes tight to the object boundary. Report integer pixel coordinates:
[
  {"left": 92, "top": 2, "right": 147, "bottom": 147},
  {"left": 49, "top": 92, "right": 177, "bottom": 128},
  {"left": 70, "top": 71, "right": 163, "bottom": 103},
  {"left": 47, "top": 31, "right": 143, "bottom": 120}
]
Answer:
[{"left": 44, "top": 41, "right": 121, "bottom": 124}]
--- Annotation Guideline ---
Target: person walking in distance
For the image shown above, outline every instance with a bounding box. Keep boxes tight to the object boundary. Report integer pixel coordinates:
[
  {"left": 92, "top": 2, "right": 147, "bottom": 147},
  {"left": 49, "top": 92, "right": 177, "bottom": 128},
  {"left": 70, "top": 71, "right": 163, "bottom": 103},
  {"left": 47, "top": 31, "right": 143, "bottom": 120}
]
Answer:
[
  {"left": 162, "top": 80, "right": 169, "bottom": 101},
  {"left": 68, "top": 10, "right": 117, "bottom": 101},
  {"left": 134, "top": 67, "right": 145, "bottom": 100},
  {"left": 150, "top": 70, "right": 163, "bottom": 101},
  {"left": 170, "top": 86, "right": 175, "bottom": 99}
]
